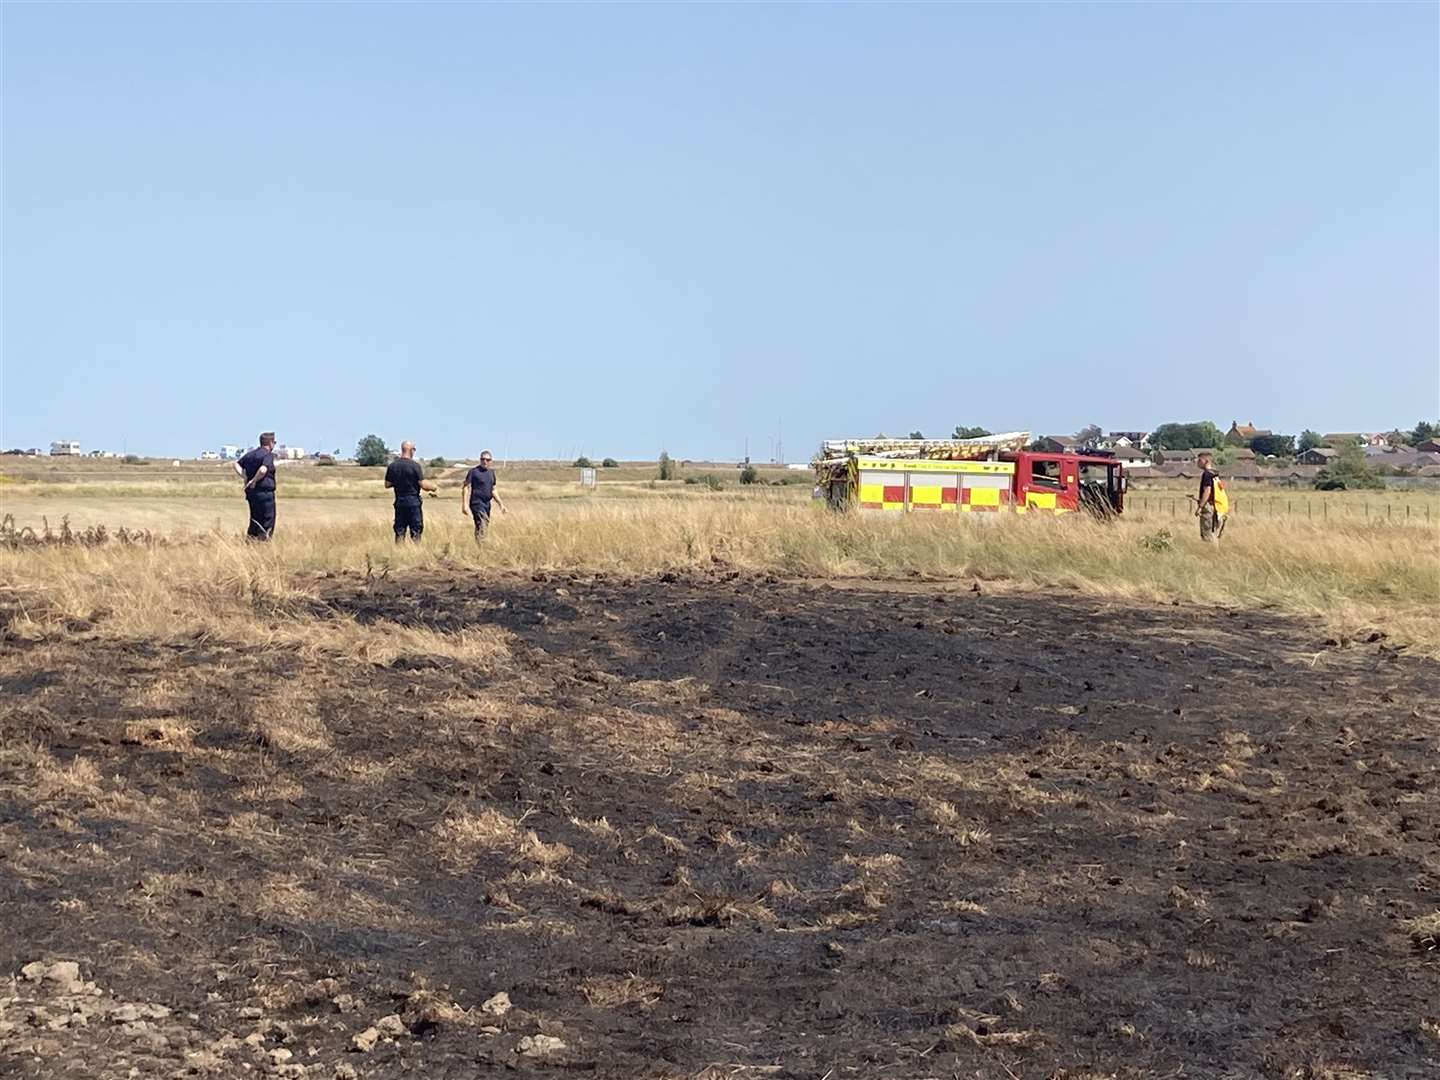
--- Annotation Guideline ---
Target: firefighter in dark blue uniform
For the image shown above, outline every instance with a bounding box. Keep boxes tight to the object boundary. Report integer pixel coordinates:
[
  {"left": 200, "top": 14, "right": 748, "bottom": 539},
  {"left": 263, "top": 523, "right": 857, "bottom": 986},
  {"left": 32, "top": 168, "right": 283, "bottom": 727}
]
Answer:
[
  {"left": 384, "top": 440, "right": 438, "bottom": 542},
  {"left": 234, "top": 433, "right": 278, "bottom": 540}
]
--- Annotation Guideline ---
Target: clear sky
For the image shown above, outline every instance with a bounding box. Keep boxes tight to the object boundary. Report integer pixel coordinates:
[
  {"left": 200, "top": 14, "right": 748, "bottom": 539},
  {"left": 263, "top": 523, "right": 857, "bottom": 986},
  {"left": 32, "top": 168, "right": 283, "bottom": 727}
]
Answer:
[{"left": 3, "top": 3, "right": 1436, "bottom": 460}]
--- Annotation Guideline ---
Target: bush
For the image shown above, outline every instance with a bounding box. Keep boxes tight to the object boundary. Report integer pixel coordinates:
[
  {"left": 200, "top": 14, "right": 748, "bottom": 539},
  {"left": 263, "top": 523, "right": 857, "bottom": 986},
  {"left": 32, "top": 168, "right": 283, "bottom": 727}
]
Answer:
[
  {"left": 739, "top": 465, "right": 760, "bottom": 485},
  {"left": 428, "top": 456, "right": 448, "bottom": 469},
  {"left": 601, "top": 457, "right": 619, "bottom": 468},
  {"left": 658, "top": 452, "right": 675, "bottom": 481},
  {"left": 1139, "top": 528, "right": 1174, "bottom": 553},
  {"left": 316, "top": 458, "right": 337, "bottom": 467},
  {"left": 1315, "top": 444, "right": 1384, "bottom": 490},
  {"left": 354, "top": 435, "right": 391, "bottom": 467},
  {"left": 122, "top": 455, "right": 146, "bottom": 465},
  {"left": 952, "top": 426, "right": 992, "bottom": 440},
  {"left": 573, "top": 456, "right": 593, "bottom": 469}
]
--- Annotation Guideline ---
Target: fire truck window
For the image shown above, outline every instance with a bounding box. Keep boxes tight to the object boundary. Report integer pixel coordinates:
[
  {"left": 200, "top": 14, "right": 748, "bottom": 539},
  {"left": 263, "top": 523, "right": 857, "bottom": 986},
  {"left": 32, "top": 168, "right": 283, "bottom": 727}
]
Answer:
[{"left": 1031, "top": 461, "right": 1063, "bottom": 488}]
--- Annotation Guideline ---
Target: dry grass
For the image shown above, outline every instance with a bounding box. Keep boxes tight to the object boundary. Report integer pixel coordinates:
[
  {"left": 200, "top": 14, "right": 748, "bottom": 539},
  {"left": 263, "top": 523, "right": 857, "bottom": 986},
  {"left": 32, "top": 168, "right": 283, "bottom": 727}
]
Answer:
[{"left": 4, "top": 497, "right": 1434, "bottom": 657}]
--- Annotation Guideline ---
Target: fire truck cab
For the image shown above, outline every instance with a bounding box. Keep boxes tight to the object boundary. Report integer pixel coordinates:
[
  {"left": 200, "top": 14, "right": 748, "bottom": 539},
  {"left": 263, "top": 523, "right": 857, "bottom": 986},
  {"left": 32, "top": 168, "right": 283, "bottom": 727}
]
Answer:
[{"left": 1011, "top": 452, "right": 1126, "bottom": 516}]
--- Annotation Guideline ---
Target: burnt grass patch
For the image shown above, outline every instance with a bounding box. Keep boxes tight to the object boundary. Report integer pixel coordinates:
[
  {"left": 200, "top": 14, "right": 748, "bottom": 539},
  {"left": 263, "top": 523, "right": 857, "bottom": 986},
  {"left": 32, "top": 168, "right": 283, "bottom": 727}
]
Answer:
[{"left": 3, "top": 572, "right": 1438, "bottom": 1078}]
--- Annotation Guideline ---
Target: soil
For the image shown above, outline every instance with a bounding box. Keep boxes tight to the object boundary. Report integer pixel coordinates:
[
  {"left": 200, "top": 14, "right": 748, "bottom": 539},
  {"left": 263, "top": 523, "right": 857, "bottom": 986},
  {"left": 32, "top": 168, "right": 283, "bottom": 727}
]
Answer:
[{"left": 2, "top": 571, "right": 1437, "bottom": 1079}]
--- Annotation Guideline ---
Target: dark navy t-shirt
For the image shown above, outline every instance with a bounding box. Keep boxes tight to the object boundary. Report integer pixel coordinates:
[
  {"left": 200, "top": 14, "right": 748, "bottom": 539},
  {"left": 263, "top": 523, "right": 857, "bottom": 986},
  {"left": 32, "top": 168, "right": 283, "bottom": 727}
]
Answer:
[
  {"left": 238, "top": 447, "right": 276, "bottom": 492},
  {"left": 464, "top": 465, "right": 497, "bottom": 505},
  {"left": 385, "top": 457, "right": 425, "bottom": 500}
]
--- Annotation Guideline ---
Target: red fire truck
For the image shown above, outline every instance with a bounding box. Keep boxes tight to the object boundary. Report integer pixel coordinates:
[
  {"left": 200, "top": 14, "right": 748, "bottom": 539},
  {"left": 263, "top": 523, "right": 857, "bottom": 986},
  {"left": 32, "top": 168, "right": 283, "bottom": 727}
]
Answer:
[{"left": 815, "top": 435, "right": 1127, "bottom": 517}]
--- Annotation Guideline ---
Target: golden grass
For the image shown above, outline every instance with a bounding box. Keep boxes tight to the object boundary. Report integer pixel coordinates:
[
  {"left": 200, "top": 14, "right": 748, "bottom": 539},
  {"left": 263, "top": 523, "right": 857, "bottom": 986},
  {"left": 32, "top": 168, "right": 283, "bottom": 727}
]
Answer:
[{"left": 1, "top": 499, "right": 1436, "bottom": 655}]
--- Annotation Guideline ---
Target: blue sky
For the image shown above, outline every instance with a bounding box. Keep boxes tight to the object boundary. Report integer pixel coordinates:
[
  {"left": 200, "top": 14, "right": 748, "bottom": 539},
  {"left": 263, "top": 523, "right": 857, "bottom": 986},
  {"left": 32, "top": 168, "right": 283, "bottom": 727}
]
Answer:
[{"left": 3, "top": 4, "right": 1436, "bottom": 460}]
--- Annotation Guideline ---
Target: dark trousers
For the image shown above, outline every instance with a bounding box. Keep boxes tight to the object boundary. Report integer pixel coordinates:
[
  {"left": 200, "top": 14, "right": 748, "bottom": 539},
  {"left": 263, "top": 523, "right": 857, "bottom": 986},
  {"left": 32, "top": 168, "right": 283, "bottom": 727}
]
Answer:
[
  {"left": 246, "top": 491, "right": 276, "bottom": 540},
  {"left": 471, "top": 500, "right": 492, "bottom": 537},
  {"left": 394, "top": 497, "right": 423, "bottom": 542}
]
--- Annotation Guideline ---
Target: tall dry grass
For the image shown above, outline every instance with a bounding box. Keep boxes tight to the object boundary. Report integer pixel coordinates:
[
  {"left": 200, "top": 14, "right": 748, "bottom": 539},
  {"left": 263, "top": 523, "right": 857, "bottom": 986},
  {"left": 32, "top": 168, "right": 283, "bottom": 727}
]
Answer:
[{"left": 1, "top": 500, "right": 1436, "bottom": 654}]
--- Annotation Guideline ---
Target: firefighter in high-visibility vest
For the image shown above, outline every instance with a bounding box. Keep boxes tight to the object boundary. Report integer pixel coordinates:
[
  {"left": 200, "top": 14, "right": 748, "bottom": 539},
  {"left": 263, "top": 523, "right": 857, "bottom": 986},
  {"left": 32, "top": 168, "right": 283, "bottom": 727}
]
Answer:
[{"left": 1196, "top": 451, "right": 1229, "bottom": 541}]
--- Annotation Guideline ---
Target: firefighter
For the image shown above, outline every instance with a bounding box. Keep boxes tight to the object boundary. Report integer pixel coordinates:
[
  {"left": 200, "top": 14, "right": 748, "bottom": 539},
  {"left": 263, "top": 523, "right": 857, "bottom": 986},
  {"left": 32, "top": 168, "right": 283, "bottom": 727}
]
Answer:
[
  {"left": 1195, "top": 451, "right": 1229, "bottom": 541},
  {"left": 461, "top": 450, "right": 506, "bottom": 537},
  {"left": 384, "top": 440, "right": 438, "bottom": 542},
  {"left": 234, "top": 432, "right": 278, "bottom": 540}
]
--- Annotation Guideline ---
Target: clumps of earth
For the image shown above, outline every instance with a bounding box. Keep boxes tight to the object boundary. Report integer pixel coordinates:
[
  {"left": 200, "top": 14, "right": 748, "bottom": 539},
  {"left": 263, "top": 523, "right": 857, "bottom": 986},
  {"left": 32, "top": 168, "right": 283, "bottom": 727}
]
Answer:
[{"left": 1, "top": 961, "right": 564, "bottom": 1077}]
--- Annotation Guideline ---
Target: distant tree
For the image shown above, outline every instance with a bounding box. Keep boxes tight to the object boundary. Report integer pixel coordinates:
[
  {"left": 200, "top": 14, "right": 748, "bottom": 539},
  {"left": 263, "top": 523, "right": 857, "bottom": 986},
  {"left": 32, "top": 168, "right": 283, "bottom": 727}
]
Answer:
[
  {"left": 739, "top": 465, "right": 760, "bottom": 485},
  {"left": 1150, "top": 421, "right": 1223, "bottom": 451},
  {"left": 354, "top": 434, "right": 391, "bottom": 466},
  {"left": 952, "top": 426, "right": 992, "bottom": 440},
  {"left": 573, "top": 456, "right": 593, "bottom": 469},
  {"left": 428, "top": 456, "right": 448, "bottom": 469},
  {"left": 1315, "top": 444, "right": 1384, "bottom": 490},
  {"left": 1410, "top": 420, "right": 1439, "bottom": 445},
  {"left": 908, "top": 431, "right": 925, "bottom": 440},
  {"left": 601, "top": 457, "right": 619, "bottom": 468},
  {"left": 1248, "top": 434, "right": 1295, "bottom": 458},
  {"left": 1298, "top": 430, "right": 1323, "bottom": 452},
  {"left": 658, "top": 451, "right": 675, "bottom": 481},
  {"left": 1076, "top": 424, "right": 1103, "bottom": 447}
]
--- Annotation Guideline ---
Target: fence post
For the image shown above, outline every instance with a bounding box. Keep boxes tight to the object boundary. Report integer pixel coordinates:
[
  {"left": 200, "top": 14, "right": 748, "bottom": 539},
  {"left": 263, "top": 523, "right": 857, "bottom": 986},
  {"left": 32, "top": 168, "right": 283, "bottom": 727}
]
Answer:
[{"left": 1388, "top": 504, "right": 1392, "bottom": 521}]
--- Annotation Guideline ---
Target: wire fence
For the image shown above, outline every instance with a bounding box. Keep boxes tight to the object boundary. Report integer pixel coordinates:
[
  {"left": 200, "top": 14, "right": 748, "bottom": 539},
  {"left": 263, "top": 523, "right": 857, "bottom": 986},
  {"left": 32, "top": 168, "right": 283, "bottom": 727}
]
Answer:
[{"left": 1129, "top": 494, "right": 1436, "bottom": 525}]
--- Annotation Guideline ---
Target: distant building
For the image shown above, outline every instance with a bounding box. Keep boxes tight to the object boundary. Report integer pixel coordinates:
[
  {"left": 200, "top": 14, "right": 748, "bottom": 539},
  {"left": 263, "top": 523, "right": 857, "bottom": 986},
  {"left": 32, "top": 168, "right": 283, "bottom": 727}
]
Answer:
[
  {"left": 276, "top": 446, "right": 306, "bottom": 460},
  {"left": 1297, "top": 448, "right": 1338, "bottom": 466},
  {"left": 1224, "top": 421, "right": 1271, "bottom": 447},
  {"left": 199, "top": 450, "right": 221, "bottom": 461},
  {"left": 1109, "top": 446, "right": 1152, "bottom": 468},
  {"left": 1416, "top": 439, "right": 1440, "bottom": 455},
  {"left": 1229, "top": 447, "right": 1256, "bottom": 461},
  {"left": 1320, "top": 432, "right": 1363, "bottom": 447},
  {"left": 1106, "top": 431, "right": 1150, "bottom": 449},
  {"left": 50, "top": 440, "right": 81, "bottom": 456},
  {"left": 220, "top": 445, "right": 242, "bottom": 460},
  {"left": 1032, "top": 435, "right": 1080, "bottom": 453}
]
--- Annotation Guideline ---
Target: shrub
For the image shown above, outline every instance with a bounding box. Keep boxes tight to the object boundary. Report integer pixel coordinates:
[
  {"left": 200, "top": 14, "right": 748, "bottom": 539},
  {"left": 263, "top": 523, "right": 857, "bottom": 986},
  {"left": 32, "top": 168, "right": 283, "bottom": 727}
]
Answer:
[
  {"left": 1139, "top": 528, "right": 1174, "bottom": 553},
  {"left": 574, "top": 456, "right": 593, "bottom": 469},
  {"left": 428, "top": 456, "right": 448, "bottom": 469},
  {"left": 739, "top": 466, "right": 760, "bottom": 485},
  {"left": 122, "top": 455, "right": 146, "bottom": 465},
  {"left": 354, "top": 435, "right": 391, "bottom": 467},
  {"left": 952, "top": 426, "right": 992, "bottom": 440},
  {"left": 1315, "top": 444, "right": 1384, "bottom": 490},
  {"left": 601, "top": 457, "right": 619, "bottom": 468},
  {"left": 658, "top": 452, "right": 675, "bottom": 481}
]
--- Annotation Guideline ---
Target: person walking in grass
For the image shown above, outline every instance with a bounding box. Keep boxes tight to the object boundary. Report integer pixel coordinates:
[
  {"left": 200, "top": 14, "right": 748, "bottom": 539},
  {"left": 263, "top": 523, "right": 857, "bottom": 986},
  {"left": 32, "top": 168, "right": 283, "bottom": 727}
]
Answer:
[
  {"left": 385, "top": 440, "right": 437, "bottom": 542},
  {"left": 461, "top": 450, "right": 506, "bottom": 537},
  {"left": 235, "top": 432, "right": 278, "bottom": 540},
  {"left": 1195, "top": 451, "right": 1229, "bottom": 542}
]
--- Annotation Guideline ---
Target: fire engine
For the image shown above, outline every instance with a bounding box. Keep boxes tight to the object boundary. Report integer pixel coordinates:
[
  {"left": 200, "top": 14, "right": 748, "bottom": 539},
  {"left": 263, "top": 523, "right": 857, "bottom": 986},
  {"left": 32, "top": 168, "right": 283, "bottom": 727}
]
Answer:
[{"left": 815, "top": 433, "right": 1127, "bottom": 517}]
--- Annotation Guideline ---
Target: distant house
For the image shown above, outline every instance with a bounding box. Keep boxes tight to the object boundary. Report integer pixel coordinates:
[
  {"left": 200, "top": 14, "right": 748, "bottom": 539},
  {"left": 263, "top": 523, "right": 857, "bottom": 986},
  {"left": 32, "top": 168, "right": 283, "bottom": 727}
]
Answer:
[
  {"left": 276, "top": 446, "right": 306, "bottom": 460},
  {"left": 1297, "top": 447, "right": 1338, "bottom": 466},
  {"left": 50, "top": 440, "right": 81, "bottom": 456},
  {"left": 1157, "top": 449, "right": 1197, "bottom": 464},
  {"left": 220, "top": 445, "right": 242, "bottom": 460},
  {"left": 1032, "top": 436, "right": 1080, "bottom": 453},
  {"left": 1417, "top": 464, "right": 1440, "bottom": 479},
  {"left": 1106, "top": 431, "right": 1150, "bottom": 449},
  {"left": 199, "top": 450, "right": 221, "bottom": 461},
  {"left": 1321, "top": 432, "right": 1362, "bottom": 447},
  {"left": 1225, "top": 421, "right": 1271, "bottom": 447},
  {"left": 1229, "top": 447, "right": 1256, "bottom": 461},
  {"left": 1416, "top": 439, "right": 1440, "bottom": 455},
  {"left": 1109, "top": 446, "right": 1152, "bottom": 468}
]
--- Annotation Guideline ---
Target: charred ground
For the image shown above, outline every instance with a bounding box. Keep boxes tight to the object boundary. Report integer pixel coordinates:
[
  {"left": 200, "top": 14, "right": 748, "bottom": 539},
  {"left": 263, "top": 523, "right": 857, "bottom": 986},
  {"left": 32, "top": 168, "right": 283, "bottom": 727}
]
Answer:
[{"left": 2, "top": 572, "right": 1437, "bottom": 1079}]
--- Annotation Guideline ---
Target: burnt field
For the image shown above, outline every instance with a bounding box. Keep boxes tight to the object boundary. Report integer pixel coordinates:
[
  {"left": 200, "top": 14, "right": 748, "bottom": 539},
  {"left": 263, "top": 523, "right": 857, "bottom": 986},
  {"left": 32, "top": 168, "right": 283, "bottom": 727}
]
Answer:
[{"left": 2, "top": 572, "right": 1437, "bottom": 1079}]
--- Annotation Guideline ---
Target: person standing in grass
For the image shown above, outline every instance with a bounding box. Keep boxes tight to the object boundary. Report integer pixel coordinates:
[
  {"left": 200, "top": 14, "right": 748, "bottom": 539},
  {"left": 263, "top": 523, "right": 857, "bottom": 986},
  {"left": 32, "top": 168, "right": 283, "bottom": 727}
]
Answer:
[
  {"left": 1196, "top": 451, "right": 1228, "bottom": 542},
  {"left": 235, "top": 432, "right": 278, "bottom": 540},
  {"left": 461, "top": 450, "right": 506, "bottom": 537},
  {"left": 385, "top": 440, "right": 437, "bottom": 542}
]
